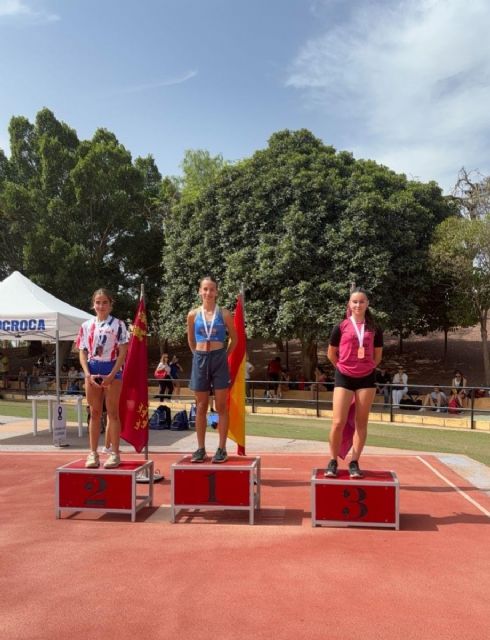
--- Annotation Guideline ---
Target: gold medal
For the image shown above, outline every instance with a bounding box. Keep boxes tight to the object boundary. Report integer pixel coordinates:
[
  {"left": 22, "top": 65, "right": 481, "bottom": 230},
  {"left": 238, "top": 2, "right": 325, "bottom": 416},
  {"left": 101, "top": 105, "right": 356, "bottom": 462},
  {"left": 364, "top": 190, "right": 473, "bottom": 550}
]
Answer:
[{"left": 357, "top": 347, "right": 365, "bottom": 359}]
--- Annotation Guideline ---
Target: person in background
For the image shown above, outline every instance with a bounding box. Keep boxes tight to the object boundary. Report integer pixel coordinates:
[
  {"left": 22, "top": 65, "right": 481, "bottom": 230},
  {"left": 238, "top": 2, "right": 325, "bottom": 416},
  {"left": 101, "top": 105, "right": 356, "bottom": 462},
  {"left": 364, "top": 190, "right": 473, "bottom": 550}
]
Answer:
[
  {"left": 391, "top": 366, "right": 408, "bottom": 408},
  {"left": 245, "top": 356, "right": 255, "bottom": 398},
  {"left": 311, "top": 365, "right": 328, "bottom": 399},
  {"left": 17, "top": 366, "right": 28, "bottom": 390},
  {"left": 375, "top": 364, "right": 391, "bottom": 406},
  {"left": 66, "top": 365, "right": 80, "bottom": 393},
  {"left": 0, "top": 351, "right": 9, "bottom": 388},
  {"left": 421, "top": 385, "right": 447, "bottom": 412},
  {"left": 266, "top": 356, "right": 282, "bottom": 401},
  {"left": 451, "top": 370, "right": 468, "bottom": 407},
  {"left": 169, "top": 355, "right": 184, "bottom": 396},
  {"left": 155, "top": 353, "right": 173, "bottom": 400},
  {"left": 447, "top": 387, "right": 463, "bottom": 414}
]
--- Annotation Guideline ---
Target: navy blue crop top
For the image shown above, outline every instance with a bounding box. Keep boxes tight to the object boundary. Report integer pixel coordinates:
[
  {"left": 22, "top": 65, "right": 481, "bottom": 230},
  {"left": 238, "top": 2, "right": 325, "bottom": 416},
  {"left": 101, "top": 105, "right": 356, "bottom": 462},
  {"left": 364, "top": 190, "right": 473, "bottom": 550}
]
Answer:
[{"left": 194, "top": 307, "right": 227, "bottom": 343}]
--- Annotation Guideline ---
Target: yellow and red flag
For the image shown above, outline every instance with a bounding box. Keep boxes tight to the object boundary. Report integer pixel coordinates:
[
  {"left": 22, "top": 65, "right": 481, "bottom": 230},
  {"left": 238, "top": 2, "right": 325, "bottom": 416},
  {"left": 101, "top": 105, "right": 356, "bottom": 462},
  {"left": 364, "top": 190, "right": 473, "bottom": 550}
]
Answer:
[
  {"left": 120, "top": 296, "right": 149, "bottom": 453},
  {"left": 227, "top": 294, "right": 247, "bottom": 455}
]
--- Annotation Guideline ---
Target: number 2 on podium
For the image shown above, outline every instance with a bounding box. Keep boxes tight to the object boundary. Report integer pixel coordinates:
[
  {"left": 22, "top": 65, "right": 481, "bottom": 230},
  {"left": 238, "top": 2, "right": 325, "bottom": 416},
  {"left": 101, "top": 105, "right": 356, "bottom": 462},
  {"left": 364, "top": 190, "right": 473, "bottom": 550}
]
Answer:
[{"left": 84, "top": 477, "right": 108, "bottom": 507}]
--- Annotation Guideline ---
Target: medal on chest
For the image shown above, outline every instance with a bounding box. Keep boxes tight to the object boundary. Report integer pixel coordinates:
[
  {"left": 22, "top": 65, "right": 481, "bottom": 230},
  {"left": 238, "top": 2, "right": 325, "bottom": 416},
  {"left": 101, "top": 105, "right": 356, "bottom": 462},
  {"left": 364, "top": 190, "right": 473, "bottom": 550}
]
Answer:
[
  {"left": 201, "top": 306, "right": 218, "bottom": 352},
  {"left": 349, "top": 316, "right": 366, "bottom": 360}
]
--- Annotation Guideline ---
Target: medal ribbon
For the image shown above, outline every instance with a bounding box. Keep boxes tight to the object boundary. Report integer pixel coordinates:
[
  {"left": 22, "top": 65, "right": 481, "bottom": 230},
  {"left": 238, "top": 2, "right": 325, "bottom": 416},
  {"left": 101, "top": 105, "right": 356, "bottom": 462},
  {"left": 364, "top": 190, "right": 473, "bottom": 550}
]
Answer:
[
  {"left": 349, "top": 316, "right": 365, "bottom": 350},
  {"left": 94, "top": 315, "right": 112, "bottom": 358},
  {"left": 200, "top": 306, "right": 218, "bottom": 349}
]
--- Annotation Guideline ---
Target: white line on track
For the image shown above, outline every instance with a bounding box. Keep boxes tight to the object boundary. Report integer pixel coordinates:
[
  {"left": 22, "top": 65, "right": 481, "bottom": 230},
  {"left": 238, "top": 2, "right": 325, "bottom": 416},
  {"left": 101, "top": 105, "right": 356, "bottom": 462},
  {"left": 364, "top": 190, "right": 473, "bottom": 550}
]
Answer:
[{"left": 416, "top": 455, "right": 490, "bottom": 518}]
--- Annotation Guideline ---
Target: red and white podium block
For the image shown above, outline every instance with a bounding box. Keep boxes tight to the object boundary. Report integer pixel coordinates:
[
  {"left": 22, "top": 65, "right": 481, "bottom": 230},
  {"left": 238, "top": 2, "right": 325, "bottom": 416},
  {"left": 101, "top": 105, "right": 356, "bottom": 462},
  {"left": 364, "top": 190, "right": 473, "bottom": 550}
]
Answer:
[
  {"left": 55, "top": 459, "right": 154, "bottom": 522},
  {"left": 311, "top": 469, "right": 399, "bottom": 530},
  {"left": 171, "top": 456, "right": 261, "bottom": 524}
]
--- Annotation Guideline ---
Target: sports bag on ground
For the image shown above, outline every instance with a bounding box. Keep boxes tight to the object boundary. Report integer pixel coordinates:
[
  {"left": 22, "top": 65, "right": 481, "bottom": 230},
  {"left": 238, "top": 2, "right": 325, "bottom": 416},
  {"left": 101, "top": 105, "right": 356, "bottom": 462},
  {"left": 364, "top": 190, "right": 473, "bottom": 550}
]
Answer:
[
  {"left": 170, "top": 409, "right": 189, "bottom": 431},
  {"left": 149, "top": 405, "right": 172, "bottom": 430}
]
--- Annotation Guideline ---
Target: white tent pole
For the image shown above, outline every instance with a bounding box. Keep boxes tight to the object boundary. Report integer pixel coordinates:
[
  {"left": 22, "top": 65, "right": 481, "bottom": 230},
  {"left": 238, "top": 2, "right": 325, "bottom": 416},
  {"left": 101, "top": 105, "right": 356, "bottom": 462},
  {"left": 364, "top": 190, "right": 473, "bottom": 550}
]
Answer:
[{"left": 55, "top": 327, "right": 60, "bottom": 403}]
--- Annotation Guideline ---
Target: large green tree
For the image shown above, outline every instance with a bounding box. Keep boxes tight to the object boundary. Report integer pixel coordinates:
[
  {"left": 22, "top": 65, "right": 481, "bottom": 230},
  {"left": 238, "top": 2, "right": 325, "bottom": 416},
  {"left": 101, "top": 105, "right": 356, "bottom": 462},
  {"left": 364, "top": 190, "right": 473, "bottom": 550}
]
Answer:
[
  {"left": 160, "top": 129, "right": 452, "bottom": 374},
  {"left": 0, "top": 109, "right": 173, "bottom": 319}
]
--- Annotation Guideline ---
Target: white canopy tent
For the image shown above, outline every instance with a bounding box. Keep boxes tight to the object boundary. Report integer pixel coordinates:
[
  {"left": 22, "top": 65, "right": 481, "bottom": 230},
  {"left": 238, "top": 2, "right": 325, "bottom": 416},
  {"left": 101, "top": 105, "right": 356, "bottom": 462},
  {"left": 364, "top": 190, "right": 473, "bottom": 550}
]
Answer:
[{"left": 0, "top": 271, "right": 92, "bottom": 400}]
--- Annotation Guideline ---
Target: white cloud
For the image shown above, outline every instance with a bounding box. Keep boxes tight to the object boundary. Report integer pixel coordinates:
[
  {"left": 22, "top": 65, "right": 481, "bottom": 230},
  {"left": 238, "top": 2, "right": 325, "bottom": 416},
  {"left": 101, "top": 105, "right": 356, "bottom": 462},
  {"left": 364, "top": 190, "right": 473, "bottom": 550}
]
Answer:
[
  {"left": 286, "top": 0, "right": 490, "bottom": 191},
  {"left": 0, "top": 0, "right": 59, "bottom": 23},
  {"left": 117, "top": 70, "right": 198, "bottom": 95}
]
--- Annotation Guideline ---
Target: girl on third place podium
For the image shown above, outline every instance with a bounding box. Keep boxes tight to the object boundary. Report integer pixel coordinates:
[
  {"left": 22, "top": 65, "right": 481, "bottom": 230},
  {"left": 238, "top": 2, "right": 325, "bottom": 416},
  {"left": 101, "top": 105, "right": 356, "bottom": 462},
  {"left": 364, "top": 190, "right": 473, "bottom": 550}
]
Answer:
[
  {"left": 187, "top": 276, "right": 237, "bottom": 464},
  {"left": 77, "top": 288, "right": 129, "bottom": 469},
  {"left": 326, "top": 287, "right": 383, "bottom": 478}
]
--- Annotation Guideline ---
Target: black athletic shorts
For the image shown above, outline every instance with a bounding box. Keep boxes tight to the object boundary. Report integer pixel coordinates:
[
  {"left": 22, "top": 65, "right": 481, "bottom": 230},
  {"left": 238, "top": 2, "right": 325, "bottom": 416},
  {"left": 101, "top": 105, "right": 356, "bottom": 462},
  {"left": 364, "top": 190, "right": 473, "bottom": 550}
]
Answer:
[{"left": 334, "top": 368, "right": 376, "bottom": 391}]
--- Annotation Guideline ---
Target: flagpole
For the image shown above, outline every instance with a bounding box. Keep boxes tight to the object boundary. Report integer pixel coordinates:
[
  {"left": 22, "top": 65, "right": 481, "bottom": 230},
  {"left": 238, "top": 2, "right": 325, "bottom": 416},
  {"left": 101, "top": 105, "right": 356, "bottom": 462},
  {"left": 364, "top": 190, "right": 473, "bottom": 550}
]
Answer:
[
  {"left": 140, "top": 284, "right": 150, "bottom": 465},
  {"left": 136, "top": 282, "right": 164, "bottom": 483}
]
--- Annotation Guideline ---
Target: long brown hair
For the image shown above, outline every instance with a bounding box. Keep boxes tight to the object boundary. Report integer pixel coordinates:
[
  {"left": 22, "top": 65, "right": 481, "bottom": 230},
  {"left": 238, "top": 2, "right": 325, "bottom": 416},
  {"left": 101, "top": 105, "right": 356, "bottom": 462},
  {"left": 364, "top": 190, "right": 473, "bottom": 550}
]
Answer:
[{"left": 345, "top": 286, "right": 376, "bottom": 331}]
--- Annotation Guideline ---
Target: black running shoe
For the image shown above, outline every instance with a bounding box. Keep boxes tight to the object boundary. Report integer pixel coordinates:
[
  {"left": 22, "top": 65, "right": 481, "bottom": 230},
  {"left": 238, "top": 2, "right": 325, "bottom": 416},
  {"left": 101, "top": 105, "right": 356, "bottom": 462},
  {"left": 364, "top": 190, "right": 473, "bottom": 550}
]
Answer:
[
  {"left": 191, "top": 448, "right": 207, "bottom": 463},
  {"left": 349, "top": 460, "right": 363, "bottom": 478},
  {"left": 212, "top": 448, "right": 228, "bottom": 464},
  {"left": 324, "top": 459, "right": 338, "bottom": 477}
]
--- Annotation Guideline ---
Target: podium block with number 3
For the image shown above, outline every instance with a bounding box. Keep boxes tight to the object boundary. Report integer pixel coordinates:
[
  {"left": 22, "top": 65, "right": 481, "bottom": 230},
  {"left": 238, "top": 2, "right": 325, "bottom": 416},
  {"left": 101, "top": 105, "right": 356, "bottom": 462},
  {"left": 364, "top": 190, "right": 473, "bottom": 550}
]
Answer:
[
  {"left": 56, "top": 459, "right": 154, "bottom": 521},
  {"left": 311, "top": 469, "right": 399, "bottom": 529},
  {"left": 171, "top": 456, "right": 261, "bottom": 524}
]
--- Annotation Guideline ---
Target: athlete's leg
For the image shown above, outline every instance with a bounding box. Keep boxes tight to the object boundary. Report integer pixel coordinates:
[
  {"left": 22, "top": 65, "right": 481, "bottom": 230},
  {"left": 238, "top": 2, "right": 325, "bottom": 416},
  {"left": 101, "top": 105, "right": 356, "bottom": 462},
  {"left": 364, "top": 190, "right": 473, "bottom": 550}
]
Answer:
[
  {"left": 104, "top": 379, "right": 123, "bottom": 454},
  {"left": 194, "top": 390, "right": 210, "bottom": 449},
  {"left": 213, "top": 387, "right": 229, "bottom": 449},
  {"left": 86, "top": 382, "right": 104, "bottom": 453},
  {"left": 329, "top": 386, "right": 355, "bottom": 459},
  {"left": 351, "top": 387, "right": 376, "bottom": 461}
]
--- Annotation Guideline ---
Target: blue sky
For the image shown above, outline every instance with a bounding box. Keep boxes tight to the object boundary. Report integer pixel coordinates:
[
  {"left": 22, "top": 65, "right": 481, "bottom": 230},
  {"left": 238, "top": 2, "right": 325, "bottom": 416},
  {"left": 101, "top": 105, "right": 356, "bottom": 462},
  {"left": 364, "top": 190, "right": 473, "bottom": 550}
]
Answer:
[{"left": 1, "top": 0, "right": 489, "bottom": 192}]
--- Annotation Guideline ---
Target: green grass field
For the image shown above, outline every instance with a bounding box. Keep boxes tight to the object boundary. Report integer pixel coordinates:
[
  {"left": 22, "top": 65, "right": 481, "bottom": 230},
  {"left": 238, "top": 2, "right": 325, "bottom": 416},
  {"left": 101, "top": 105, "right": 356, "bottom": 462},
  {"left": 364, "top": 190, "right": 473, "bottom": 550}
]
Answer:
[
  {"left": 1, "top": 400, "right": 488, "bottom": 467},
  {"left": 245, "top": 414, "right": 490, "bottom": 467}
]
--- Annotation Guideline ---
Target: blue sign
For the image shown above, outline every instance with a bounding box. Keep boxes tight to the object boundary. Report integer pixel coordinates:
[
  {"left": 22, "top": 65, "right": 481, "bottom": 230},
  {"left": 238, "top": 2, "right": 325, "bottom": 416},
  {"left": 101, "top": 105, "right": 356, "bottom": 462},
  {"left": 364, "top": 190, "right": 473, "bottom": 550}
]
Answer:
[{"left": 0, "top": 319, "right": 47, "bottom": 332}]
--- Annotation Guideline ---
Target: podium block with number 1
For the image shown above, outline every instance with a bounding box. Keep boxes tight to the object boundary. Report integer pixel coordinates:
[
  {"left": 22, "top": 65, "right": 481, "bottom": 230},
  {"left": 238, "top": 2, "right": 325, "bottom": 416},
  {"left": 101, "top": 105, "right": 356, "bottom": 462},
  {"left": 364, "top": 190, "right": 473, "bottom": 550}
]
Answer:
[{"left": 171, "top": 456, "right": 261, "bottom": 524}]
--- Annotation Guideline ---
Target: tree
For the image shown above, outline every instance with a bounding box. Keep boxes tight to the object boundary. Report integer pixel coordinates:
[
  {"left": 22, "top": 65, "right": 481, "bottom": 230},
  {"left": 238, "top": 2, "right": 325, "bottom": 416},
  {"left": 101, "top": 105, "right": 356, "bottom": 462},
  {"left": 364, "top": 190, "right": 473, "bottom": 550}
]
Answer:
[
  {"left": 431, "top": 215, "right": 490, "bottom": 384},
  {"left": 0, "top": 109, "right": 175, "bottom": 320},
  {"left": 179, "top": 149, "right": 227, "bottom": 205},
  {"left": 453, "top": 168, "right": 490, "bottom": 220},
  {"left": 160, "top": 129, "right": 453, "bottom": 374}
]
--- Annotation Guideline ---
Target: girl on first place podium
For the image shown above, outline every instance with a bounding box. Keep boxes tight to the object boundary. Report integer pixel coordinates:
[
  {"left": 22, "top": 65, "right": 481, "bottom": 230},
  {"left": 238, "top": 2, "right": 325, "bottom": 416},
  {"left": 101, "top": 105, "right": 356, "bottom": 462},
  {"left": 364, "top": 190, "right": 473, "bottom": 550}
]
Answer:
[
  {"left": 187, "top": 276, "right": 237, "bottom": 464},
  {"left": 326, "top": 287, "right": 383, "bottom": 479},
  {"left": 77, "top": 288, "right": 129, "bottom": 469}
]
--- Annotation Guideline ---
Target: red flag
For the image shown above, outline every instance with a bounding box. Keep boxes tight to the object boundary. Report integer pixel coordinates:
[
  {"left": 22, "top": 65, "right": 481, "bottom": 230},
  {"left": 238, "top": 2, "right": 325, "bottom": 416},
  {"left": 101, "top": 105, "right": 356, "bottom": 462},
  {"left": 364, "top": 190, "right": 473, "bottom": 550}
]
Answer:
[
  {"left": 120, "top": 297, "right": 148, "bottom": 453},
  {"left": 227, "top": 295, "right": 247, "bottom": 455}
]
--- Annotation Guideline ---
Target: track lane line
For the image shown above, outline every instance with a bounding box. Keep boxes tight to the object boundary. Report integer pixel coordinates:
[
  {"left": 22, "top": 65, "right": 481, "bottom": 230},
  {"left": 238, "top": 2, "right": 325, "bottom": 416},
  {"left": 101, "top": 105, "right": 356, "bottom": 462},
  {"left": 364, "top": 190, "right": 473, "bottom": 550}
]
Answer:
[{"left": 416, "top": 455, "right": 490, "bottom": 518}]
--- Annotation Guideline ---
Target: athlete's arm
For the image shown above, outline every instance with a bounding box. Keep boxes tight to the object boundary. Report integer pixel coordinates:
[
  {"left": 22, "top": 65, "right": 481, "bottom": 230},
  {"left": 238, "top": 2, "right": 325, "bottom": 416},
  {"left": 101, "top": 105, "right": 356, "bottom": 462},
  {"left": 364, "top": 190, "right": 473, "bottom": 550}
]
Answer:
[
  {"left": 187, "top": 309, "right": 197, "bottom": 353},
  {"left": 327, "top": 345, "right": 338, "bottom": 368},
  {"left": 223, "top": 308, "right": 238, "bottom": 354}
]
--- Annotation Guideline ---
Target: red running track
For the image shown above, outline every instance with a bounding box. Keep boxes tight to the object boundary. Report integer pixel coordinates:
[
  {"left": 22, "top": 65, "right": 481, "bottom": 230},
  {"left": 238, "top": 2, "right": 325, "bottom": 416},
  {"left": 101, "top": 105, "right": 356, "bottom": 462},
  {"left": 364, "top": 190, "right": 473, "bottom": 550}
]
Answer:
[{"left": 0, "top": 452, "right": 489, "bottom": 640}]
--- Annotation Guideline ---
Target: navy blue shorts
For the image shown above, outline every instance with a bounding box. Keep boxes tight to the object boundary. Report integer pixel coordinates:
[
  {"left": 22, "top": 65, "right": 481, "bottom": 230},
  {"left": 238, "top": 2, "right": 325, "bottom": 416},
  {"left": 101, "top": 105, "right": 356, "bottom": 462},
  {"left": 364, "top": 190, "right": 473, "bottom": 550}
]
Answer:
[
  {"left": 334, "top": 369, "right": 376, "bottom": 391},
  {"left": 88, "top": 360, "right": 122, "bottom": 380},
  {"left": 190, "top": 348, "right": 230, "bottom": 392}
]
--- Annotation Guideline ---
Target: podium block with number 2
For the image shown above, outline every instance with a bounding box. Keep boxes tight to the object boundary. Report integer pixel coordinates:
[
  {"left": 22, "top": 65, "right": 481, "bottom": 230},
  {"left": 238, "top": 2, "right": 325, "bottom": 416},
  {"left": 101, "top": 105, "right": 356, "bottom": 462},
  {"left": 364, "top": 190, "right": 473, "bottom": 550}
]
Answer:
[
  {"left": 171, "top": 456, "right": 261, "bottom": 524},
  {"left": 56, "top": 459, "right": 154, "bottom": 521},
  {"left": 311, "top": 469, "right": 399, "bottom": 529}
]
